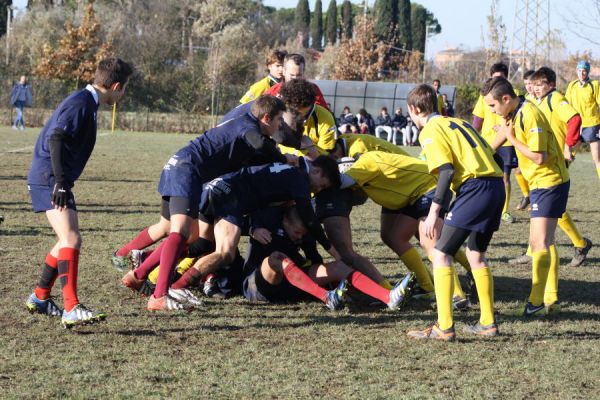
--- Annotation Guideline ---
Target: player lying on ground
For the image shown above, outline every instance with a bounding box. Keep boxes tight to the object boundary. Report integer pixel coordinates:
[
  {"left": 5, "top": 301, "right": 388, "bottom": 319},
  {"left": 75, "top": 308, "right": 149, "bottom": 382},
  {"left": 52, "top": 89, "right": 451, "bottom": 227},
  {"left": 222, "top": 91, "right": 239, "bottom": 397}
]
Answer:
[
  {"left": 405, "top": 84, "right": 504, "bottom": 342},
  {"left": 26, "top": 57, "right": 133, "bottom": 328},
  {"left": 242, "top": 205, "right": 416, "bottom": 310}
]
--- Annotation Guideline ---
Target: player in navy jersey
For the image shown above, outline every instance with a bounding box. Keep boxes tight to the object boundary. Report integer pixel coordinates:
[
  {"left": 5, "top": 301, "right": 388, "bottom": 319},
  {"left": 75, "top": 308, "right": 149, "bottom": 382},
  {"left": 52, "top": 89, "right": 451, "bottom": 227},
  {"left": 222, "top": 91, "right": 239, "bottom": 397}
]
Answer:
[
  {"left": 155, "top": 156, "right": 341, "bottom": 292},
  {"left": 242, "top": 206, "right": 416, "bottom": 310},
  {"left": 119, "top": 96, "right": 299, "bottom": 311},
  {"left": 26, "top": 58, "right": 133, "bottom": 328}
]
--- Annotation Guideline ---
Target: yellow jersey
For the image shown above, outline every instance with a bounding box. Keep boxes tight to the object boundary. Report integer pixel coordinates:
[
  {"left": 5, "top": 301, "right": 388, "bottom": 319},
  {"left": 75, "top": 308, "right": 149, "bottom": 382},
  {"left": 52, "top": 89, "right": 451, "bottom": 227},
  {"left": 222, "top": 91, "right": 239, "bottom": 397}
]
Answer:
[
  {"left": 240, "top": 75, "right": 279, "bottom": 104},
  {"left": 304, "top": 104, "right": 337, "bottom": 152},
  {"left": 345, "top": 151, "right": 437, "bottom": 210},
  {"left": 512, "top": 100, "right": 569, "bottom": 189},
  {"left": 536, "top": 89, "right": 578, "bottom": 149},
  {"left": 564, "top": 79, "right": 600, "bottom": 128},
  {"left": 338, "top": 133, "right": 409, "bottom": 159},
  {"left": 420, "top": 115, "right": 503, "bottom": 192},
  {"left": 437, "top": 93, "right": 445, "bottom": 115},
  {"left": 473, "top": 88, "right": 521, "bottom": 147}
]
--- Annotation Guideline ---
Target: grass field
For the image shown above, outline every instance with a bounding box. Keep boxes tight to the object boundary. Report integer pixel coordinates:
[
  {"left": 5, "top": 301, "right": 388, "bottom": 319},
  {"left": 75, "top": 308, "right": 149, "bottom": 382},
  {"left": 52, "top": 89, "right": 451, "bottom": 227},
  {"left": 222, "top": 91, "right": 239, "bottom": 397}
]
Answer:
[{"left": 1, "top": 126, "right": 599, "bottom": 399}]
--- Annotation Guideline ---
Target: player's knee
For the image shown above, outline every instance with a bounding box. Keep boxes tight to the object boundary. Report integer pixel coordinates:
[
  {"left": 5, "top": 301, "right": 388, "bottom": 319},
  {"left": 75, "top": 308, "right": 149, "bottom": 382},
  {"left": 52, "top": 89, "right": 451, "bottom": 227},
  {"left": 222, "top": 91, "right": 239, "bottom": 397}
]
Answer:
[{"left": 62, "top": 231, "right": 81, "bottom": 248}]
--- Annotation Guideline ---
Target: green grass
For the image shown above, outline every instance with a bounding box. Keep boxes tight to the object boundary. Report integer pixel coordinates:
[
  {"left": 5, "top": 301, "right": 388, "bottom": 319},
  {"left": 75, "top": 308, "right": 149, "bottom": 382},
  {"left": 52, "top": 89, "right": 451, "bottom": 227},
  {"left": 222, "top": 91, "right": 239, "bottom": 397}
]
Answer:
[{"left": 1, "top": 126, "right": 599, "bottom": 399}]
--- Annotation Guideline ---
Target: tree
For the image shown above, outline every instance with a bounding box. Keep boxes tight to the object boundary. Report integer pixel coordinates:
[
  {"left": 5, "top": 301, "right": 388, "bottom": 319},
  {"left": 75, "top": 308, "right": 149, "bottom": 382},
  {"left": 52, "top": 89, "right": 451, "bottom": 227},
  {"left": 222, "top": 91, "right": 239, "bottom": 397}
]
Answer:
[
  {"left": 295, "top": 0, "right": 310, "bottom": 47},
  {"left": 410, "top": 3, "right": 440, "bottom": 53},
  {"left": 483, "top": 0, "right": 506, "bottom": 70},
  {"left": 0, "top": 0, "right": 11, "bottom": 37},
  {"left": 333, "top": 15, "right": 388, "bottom": 81},
  {"left": 35, "top": 3, "right": 113, "bottom": 86},
  {"left": 397, "top": 0, "right": 411, "bottom": 50},
  {"left": 325, "top": 0, "right": 337, "bottom": 45},
  {"left": 340, "top": 0, "right": 353, "bottom": 39},
  {"left": 373, "top": 0, "right": 397, "bottom": 43},
  {"left": 311, "top": 0, "right": 323, "bottom": 49}
]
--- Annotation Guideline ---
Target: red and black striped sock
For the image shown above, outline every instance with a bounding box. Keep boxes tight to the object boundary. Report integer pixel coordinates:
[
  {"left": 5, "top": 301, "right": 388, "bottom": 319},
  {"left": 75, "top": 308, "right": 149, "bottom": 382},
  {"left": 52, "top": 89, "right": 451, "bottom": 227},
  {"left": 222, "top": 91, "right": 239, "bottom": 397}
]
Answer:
[{"left": 34, "top": 253, "right": 59, "bottom": 300}]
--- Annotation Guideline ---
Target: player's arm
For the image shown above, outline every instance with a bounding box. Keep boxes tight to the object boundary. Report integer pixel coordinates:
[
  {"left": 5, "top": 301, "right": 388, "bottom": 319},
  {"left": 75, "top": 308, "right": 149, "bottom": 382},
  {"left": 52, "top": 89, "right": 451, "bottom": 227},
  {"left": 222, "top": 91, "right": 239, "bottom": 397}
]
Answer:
[
  {"left": 423, "top": 163, "right": 454, "bottom": 239},
  {"left": 294, "top": 197, "right": 335, "bottom": 256},
  {"left": 48, "top": 128, "right": 72, "bottom": 210},
  {"left": 472, "top": 95, "right": 486, "bottom": 132},
  {"left": 244, "top": 130, "right": 290, "bottom": 164},
  {"left": 316, "top": 112, "right": 337, "bottom": 152},
  {"left": 502, "top": 119, "right": 547, "bottom": 165},
  {"left": 565, "top": 114, "right": 582, "bottom": 148}
]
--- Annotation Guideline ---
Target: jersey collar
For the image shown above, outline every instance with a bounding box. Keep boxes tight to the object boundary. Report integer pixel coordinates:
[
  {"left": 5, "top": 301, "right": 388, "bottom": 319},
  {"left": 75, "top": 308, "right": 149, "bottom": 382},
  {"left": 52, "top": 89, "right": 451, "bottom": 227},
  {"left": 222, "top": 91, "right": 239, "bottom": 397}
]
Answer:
[
  {"left": 426, "top": 112, "right": 441, "bottom": 122},
  {"left": 578, "top": 78, "right": 591, "bottom": 87},
  {"left": 304, "top": 104, "right": 316, "bottom": 124},
  {"left": 268, "top": 74, "right": 281, "bottom": 86},
  {"left": 85, "top": 84, "right": 99, "bottom": 105},
  {"left": 509, "top": 96, "right": 526, "bottom": 122},
  {"left": 299, "top": 157, "right": 310, "bottom": 174}
]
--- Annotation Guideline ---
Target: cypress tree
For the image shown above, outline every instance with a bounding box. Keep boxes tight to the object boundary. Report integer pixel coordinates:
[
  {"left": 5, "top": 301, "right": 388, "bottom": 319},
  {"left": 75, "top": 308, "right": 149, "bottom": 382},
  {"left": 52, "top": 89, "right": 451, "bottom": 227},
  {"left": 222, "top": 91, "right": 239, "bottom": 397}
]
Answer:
[
  {"left": 311, "top": 0, "right": 323, "bottom": 49},
  {"left": 397, "top": 0, "right": 412, "bottom": 50},
  {"left": 295, "top": 0, "right": 311, "bottom": 47},
  {"left": 411, "top": 3, "right": 427, "bottom": 53},
  {"left": 373, "top": 0, "right": 397, "bottom": 42},
  {"left": 341, "top": 0, "right": 353, "bottom": 39},
  {"left": 325, "top": 0, "right": 337, "bottom": 45}
]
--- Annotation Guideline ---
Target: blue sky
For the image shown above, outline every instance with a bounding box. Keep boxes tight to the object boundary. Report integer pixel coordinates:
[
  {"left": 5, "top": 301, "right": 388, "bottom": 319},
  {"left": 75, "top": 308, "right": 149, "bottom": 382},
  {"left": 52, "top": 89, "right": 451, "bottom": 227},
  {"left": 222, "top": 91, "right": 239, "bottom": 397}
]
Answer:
[{"left": 263, "top": 0, "right": 598, "bottom": 59}]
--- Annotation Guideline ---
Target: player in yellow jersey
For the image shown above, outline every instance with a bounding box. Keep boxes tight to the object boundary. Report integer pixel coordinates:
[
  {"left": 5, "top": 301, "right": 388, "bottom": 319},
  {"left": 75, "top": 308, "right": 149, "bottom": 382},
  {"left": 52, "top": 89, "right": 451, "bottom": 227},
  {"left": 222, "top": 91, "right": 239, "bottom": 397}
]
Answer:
[
  {"left": 523, "top": 70, "right": 536, "bottom": 101},
  {"left": 530, "top": 67, "right": 592, "bottom": 268},
  {"left": 432, "top": 79, "right": 446, "bottom": 115},
  {"left": 405, "top": 84, "right": 504, "bottom": 341},
  {"left": 240, "top": 50, "right": 286, "bottom": 104},
  {"left": 565, "top": 60, "right": 600, "bottom": 179},
  {"left": 330, "top": 133, "right": 408, "bottom": 160},
  {"left": 482, "top": 77, "right": 570, "bottom": 316},
  {"left": 473, "top": 63, "right": 526, "bottom": 221}
]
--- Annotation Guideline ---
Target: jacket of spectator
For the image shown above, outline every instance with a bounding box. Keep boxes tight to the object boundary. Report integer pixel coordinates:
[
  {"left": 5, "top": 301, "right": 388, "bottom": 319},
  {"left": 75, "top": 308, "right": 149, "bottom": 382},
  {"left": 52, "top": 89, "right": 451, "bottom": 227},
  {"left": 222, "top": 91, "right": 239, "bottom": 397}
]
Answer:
[
  {"left": 338, "top": 112, "right": 357, "bottom": 127},
  {"left": 391, "top": 112, "right": 407, "bottom": 129},
  {"left": 375, "top": 113, "right": 392, "bottom": 127}
]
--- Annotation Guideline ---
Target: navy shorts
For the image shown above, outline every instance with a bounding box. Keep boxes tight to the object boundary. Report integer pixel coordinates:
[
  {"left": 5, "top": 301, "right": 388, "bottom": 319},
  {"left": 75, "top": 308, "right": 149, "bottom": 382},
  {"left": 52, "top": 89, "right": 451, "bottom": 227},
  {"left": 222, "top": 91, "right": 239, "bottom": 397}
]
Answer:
[
  {"left": 243, "top": 265, "right": 310, "bottom": 303},
  {"left": 530, "top": 181, "right": 569, "bottom": 218},
  {"left": 382, "top": 189, "right": 448, "bottom": 220},
  {"left": 445, "top": 177, "right": 504, "bottom": 233},
  {"left": 315, "top": 187, "right": 368, "bottom": 220},
  {"left": 157, "top": 147, "right": 202, "bottom": 206},
  {"left": 198, "top": 181, "right": 246, "bottom": 228},
  {"left": 496, "top": 146, "right": 518, "bottom": 173},
  {"left": 581, "top": 125, "right": 600, "bottom": 143},
  {"left": 28, "top": 183, "right": 76, "bottom": 213}
]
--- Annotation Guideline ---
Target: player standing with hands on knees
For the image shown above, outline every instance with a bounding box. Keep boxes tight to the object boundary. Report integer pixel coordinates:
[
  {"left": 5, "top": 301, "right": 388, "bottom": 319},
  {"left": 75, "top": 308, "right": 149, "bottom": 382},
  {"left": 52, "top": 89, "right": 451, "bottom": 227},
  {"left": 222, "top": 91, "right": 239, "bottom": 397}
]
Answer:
[{"left": 26, "top": 58, "right": 134, "bottom": 328}]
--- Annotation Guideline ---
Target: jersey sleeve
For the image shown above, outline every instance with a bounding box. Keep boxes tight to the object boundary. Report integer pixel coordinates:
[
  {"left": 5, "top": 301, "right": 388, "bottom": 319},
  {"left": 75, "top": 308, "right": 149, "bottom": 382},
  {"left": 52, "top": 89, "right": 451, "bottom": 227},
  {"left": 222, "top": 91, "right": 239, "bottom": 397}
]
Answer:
[
  {"left": 595, "top": 81, "right": 600, "bottom": 106},
  {"left": 316, "top": 110, "right": 337, "bottom": 151},
  {"left": 347, "top": 139, "right": 368, "bottom": 159},
  {"left": 554, "top": 94, "right": 578, "bottom": 124},
  {"left": 564, "top": 81, "right": 574, "bottom": 103},
  {"left": 240, "top": 78, "right": 268, "bottom": 103},
  {"left": 55, "top": 103, "right": 90, "bottom": 138},
  {"left": 420, "top": 126, "right": 454, "bottom": 173},
  {"left": 472, "top": 95, "right": 485, "bottom": 119},
  {"left": 521, "top": 111, "right": 547, "bottom": 153},
  {"left": 300, "top": 236, "right": 323, "bottom": 266}
]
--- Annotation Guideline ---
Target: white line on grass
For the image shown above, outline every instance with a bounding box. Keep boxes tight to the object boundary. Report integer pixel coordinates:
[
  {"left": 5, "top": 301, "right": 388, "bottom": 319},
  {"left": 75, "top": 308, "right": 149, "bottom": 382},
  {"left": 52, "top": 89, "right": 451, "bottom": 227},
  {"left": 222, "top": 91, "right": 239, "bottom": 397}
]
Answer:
[{"left": 2, "top": 132, "right": 113, "bottom": 154}]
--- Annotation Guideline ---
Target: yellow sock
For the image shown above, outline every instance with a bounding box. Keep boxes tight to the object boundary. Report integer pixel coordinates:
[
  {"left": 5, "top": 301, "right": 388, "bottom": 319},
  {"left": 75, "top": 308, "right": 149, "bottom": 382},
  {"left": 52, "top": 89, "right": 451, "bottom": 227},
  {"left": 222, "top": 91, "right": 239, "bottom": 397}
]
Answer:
[
  {"left": 400, "top": 248, "right": 434, "bottom": 292},
  {"left": 597, "top": 167, "right": 600, "bottom": 179},
  {"left": 453, "top": 249, "right": 472, "bottom": 272},
  {"left": 148, "top": 265, "right": 159, "bottom": 284},
  {"left": 502, "top": 182, "right": 511, "bottom": 213},
  {"left": 526, "top": 245, "right": 532, "bottom": 257},
  {"left": 434, "top": 266, "right": 454, "bottom": 330},
  {"left": 379, "top": 279, "right": 393, "bottom": 290},
  {"left": 452, "top": 271, "right": 465, "bottom": 299},
  {"left": 558, "top": 212, "right": 586, "bottom": 248},
  {"left": 472, "top": 267, "right": 495, "bottom": 326},
  {"left": 543, "top": 245, "right": 559, "bottom": 305},
  {"left": 529, "top": 249, "right": 551, "bottom": 306},
  {"left": 176, "top": 257, "right": 197, "bottom": 275},
  {"left": 515, "top": 172, "right": 530, "bottom": 197}
]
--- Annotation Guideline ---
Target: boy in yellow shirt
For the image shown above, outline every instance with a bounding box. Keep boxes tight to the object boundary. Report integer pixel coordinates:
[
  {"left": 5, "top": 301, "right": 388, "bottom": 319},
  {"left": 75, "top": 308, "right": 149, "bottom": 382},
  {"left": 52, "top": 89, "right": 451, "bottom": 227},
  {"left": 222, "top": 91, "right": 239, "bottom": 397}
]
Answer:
[
  {"left": 483, "top": 76, "right": 570, "bottom": 316},
  {"left": 240, "top": 50, "right": 286, "bottom": 104},
  {"left": 406, "top": 84, "right": 504, "bottom": 341}
]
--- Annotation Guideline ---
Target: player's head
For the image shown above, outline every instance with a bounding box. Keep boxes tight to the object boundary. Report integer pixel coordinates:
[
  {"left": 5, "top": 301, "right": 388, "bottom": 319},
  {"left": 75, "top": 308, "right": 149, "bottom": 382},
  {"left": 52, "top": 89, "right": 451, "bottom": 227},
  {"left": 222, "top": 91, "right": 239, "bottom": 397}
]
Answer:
[
  {"left": 489, "top": 62, "right": 509, "bottom": 78},
  {"left": 380, "top": 106, "right": 388, "bottom": 115},
  {"left": 531, "top": 67, "right": 556, "bottom": 99},
  {"left": 576, "top": 60, "right": 590, "bottom": 81},
  {"left": 283, "top": 53, "right": 306, "bottom": 81},
  {"left": 343, "top": 106, "right": 350, "bottom": 114},
  {"left": 406, "top": 84, "right": 438, "bottom": 128},
  {"left": 523, "top": 69, "right": 536, "bottom": 96},
  {"left": 276, "top": 108, "right": 304, "bottom": 144},
  {"left": 94, "top": 57, "right": 134, "bottom": 105},
  {"left": 432, "top": 79, "right": 441, "bottom": 91},
  {"left": 282, "top": 206, "right": 308, "bottom": 243},
  {"left": 309, "top": 155, "right": 341, "bottom": 193},
  {"left": 252, "top": 95, "right": 286, "bottom": 137},
  {"left": 19, "top": 75, "right": 27, "bottom": 84},
  {"left": 266, "top": 49, "right": 287, "bottom": 80},
  {"left": 329, "top": 138, "right": 346, "bottom": 160},
  {"left": 279, "top": 78, "right": 316, "bottom": 115},
  {"left": 395, "top": 107, "right": 402, "bottom": 115},
  {"left": 481, "top": 77, "right": 517, "bottom": 118}
]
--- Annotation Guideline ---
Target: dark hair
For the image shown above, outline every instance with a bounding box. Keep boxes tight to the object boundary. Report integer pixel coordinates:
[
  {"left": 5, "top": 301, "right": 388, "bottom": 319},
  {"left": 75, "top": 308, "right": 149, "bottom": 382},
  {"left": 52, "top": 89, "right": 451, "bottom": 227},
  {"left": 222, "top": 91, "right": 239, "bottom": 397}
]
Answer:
[
  {"left": 283, "top": 206, "right": 304, "bottom": 227},
  {"left": 343, "top": 106, "right": 350, "bottom": 112},
  {"left": 523, "top": 69, "right": 535, "bottom": 80},
  {"left": 433, "top": 79, "right": 441, "bottom": 85},
  {"left": 311, "top": 155, "right": 341, "bottom": 189},
  {"left": 531, "top": 67, "right": 556, "bottom": 84},
  {"left": 481, "top": 77, "right": 517, "bottom": 100},
  {"left": 279, "top": 79, "right": 316, "bottom": 109},
  {"left": 381, "top": 106, "right": 388, "bottom": 112},
  {"left": 93, "top": 57, "right": 134, "bottom": 88},
  {"left": 358, "top": 108, "right": 368, "bottom": 117},
  {"left": 406, "top": 84, "right": 438, "bottom": 114},
  {"left": 284, "top": 53, "right": 305, "bottom": 67},
  {"left": 251, "top": 95, "right": 286, "bottom": 120},
  {"left": 266, "top": 49, "right": 287, "bottom": 67},
  {"left": 489, "top": 62, "right": 509, "bottom": 78}
]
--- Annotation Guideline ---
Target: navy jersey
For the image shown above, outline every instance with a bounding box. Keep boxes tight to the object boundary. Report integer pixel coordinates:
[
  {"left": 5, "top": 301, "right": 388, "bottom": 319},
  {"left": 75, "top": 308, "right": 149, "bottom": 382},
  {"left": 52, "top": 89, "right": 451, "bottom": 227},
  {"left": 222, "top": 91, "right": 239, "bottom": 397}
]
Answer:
[
  {"left": 220, "top": 102, "right": 252, "bottom": 123},
  {"left": 28, "top": 87, "right": 99, "bottom": 186},
  {"left": 185, "top": 112, "right": 286, "bottom": 183},
  {"left": 243, "top": 206, "right": 323, "bottom": 277}
]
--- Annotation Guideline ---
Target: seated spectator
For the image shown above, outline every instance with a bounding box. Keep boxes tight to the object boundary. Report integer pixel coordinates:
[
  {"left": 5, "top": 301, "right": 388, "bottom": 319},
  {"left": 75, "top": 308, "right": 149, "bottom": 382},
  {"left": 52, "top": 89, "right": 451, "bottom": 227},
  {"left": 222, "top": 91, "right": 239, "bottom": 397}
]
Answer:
[
  {"left": 402, "top": 116, "right": 419, "bottom": 146},
  {"left": 356, "top": 108, "right": 374, "bottom": 134},
  {"left": 338, "top": 106, "right": 357, "bottom": 134},
  {"left": 442, "top": 94, "right": 455, "bottom": 117},
  {"left": 374, "top": 107, "right": 393, "bottom": 142},
  {"left": 391, "top": 107, "right": 408, "bottom": 144}
]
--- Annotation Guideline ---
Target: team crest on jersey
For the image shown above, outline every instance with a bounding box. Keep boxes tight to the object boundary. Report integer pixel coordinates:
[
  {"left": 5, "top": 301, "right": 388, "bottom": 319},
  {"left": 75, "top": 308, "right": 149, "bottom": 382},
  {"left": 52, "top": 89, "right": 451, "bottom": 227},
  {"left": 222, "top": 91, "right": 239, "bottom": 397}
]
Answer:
[
  {"left": 529, "top": 128, "right": 543, "bottom": 133},
  {"left": 445, "top": 212, "right": 453, "bottom": 221},
  {"left": 163, "top": 156, "right": 178, "bottom": 170},
  {"left": 532, "top": 203, "right": 539, "bottom": 211}
]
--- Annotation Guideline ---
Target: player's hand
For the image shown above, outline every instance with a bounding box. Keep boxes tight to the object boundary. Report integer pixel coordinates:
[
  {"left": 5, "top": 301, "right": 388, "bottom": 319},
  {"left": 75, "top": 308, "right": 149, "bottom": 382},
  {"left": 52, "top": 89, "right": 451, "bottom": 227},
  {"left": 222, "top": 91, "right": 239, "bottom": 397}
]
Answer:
[
  {"left": 51, "top": 182, "right": 71, "bottom": 211},
  {"left": 423, "top": 213, "right": 439, "bottom": 240},
  {"left": 502, "top": 119, "right": 515, "bottom": 142},
  {"left": 492, "top": 124, "right": 501, "bottom": 133},
  {"left": 284, "top": 154, "right": 299, "bottom": 166},
  {"left": 251, "top": 228, "right": 272, "bottom": 245},
  {"left": 563, "top": 146, "right": 574, "bottom": 163},
  {"left": 210, "top": 178, "right": 231, "bottom": 196}
]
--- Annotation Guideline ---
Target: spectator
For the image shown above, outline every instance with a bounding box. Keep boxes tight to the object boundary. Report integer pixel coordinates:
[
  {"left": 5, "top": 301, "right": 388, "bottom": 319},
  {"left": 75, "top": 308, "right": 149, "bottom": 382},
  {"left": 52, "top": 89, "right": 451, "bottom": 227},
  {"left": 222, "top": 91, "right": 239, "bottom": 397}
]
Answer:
[
  {"left": 374, "top": 107, "right": 394, "bottom": 142},
  {"left": 391, "top": 107, "right": 407, "bottom": 145},
  {"left": 11, "top": 75, "right": 33, "bottom": 131},
  {"left": 403, "top": 116, "right": 419, "bottom": 146},
  {"left": 442, "top": 94, "right": 455, "bottom": 117},
  {"left": 357, "top": 108, "right": 374, "bottom": 134},
  {"left": 432, "top": 79, "right": 447, "bottom": 115},
  {"left": 338, "top": 106, "right": 357, "bottom": 134}
]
